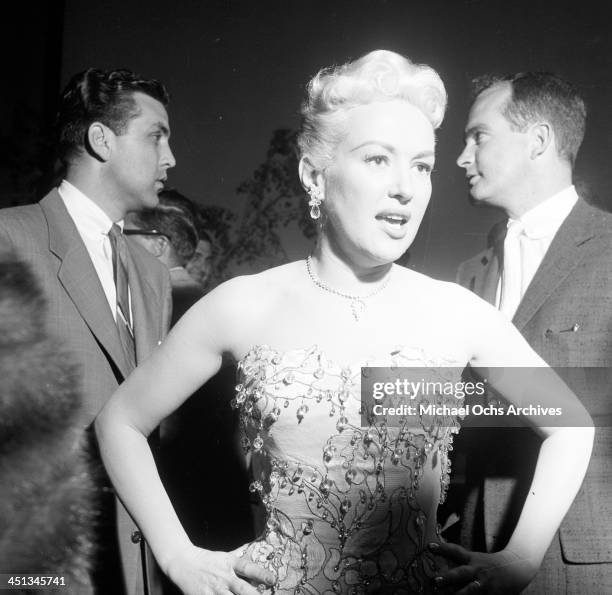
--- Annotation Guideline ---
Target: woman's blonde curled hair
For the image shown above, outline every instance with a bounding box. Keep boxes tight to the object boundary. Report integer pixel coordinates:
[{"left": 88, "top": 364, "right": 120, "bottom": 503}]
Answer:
[{"left": 298, "top": 50, "right": 447, "bottom": 169}]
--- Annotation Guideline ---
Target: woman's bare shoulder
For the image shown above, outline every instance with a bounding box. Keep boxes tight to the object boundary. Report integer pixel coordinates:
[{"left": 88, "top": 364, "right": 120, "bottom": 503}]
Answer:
[
  {"left": 208, "top": 261, "right": 304, "bottom": 303},
  {"left": 392, "top": 265, "right": 495, "bottom": 311},
  {"left": 181, "top": 261, "right": 306, "bottom": 339}
]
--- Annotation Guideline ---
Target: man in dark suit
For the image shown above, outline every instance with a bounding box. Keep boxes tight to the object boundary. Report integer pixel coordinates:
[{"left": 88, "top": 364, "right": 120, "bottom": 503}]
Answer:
[
  {"left": 0, "top": 68, "right": 175, "bottom": 595},
  {"left": 454, "top": 72, "right": 612, "bottom": 593},
  {"left": 156, "top": 188, "right": 215, "bottom": 291},
  {"left": 125, "top": 203, "right": 204, "bottom": 325}
]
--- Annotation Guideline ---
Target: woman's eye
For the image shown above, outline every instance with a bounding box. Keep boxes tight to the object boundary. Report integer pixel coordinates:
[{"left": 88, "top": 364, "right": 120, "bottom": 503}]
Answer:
[
  {"left": 415, "top": 163, "right": 433, "bottom": 174},
  {"left": 365, "top": 155, "right": 388, "bottom": 166}
]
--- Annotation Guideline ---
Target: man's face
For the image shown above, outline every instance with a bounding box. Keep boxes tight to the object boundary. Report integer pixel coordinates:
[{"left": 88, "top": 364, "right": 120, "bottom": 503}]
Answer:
[
  {"left": 186, "top": 239, "right": 213, "bottom": 287},
  {"left": 456, "top": 83, "right": 531, "bottom": 211},
  {"left": 107, "top": 92, "right": 176, "bottom": 214}
]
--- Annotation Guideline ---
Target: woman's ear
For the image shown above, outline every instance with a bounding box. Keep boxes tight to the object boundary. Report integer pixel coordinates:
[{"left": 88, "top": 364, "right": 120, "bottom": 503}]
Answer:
[
  {"left": 86, "top": 122, "right": 112, "bottom": 161},
  {"left": 298, "top": 156, "right": 324, "bottom": 198}
]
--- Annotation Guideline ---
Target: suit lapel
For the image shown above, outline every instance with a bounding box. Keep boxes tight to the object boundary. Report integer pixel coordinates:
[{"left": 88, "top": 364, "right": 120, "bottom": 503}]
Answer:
[
  {"left": 464, "top": 222, "right": 506, "bottom": 305},
  {"left": 40, "top": 191, "right": 131, "bottom": 378},
  {"left": 475, "top": 248, "right": 501, "bottom": 306},
  {"left": 512, "top": 199, "right": 598, "bottom": 331}
]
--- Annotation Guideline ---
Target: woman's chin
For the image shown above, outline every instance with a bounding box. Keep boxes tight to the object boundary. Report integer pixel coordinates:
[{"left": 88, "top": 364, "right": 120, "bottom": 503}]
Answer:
[
  {"left": 361, "top": 244, "right": 413, "bottom": 267},
  {"left": 380, "top": 237, "right": 416, "bottom": 263}
]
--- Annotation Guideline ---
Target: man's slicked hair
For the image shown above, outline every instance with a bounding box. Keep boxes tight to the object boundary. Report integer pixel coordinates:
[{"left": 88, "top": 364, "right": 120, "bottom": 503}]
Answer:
[
  {"left": 57, "top": 68, "right": 169, "bottom": 165},
  {"left": 472, "top": 72, "right": 586, "bottom": 166},
  {"left": 131, "top": 207, "right": 198, "bottom": 266}
]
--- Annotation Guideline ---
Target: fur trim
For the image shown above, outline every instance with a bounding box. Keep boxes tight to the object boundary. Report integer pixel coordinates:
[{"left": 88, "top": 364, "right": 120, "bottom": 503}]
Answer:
[{"left": 0, "top": 252, "right": 96, "bottom": 591}]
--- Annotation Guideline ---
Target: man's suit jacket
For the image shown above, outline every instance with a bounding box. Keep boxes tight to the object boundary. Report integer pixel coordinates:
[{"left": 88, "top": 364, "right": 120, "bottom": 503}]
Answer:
[
  {"left": 0, "top": 189, "right": 172, "bottom": 595},
  {"left": 457, "top": 197, "right": 612, "bottom": 592}
]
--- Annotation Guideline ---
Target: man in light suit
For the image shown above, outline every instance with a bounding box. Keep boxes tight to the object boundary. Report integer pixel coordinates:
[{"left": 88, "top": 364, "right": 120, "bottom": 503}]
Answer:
[
  {"left": 0, "top": 68, "right": 175, "bottom": 595},
  {"left": 453, "top": 72, "right": 612, "bottom": 593}
]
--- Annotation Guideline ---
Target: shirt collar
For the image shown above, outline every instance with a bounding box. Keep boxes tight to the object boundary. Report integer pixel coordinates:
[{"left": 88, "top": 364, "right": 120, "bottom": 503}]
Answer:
[
  {"left": 508, "top": 185, "right": 578, "bottom": 239},
  {"left": 58, "top": 180, "right": 123, "bottom": 236}
]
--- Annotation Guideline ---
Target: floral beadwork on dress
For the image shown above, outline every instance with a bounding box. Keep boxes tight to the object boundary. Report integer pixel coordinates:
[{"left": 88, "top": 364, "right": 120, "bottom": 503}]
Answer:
[{"left": 233, "top": 345, "right": 464, "bottom": 594}]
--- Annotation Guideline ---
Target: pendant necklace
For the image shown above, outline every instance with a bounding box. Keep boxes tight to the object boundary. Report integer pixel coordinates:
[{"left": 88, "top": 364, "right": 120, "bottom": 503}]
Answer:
[{"left": 305, "top": 255, "right": 392, "bottom": 322}]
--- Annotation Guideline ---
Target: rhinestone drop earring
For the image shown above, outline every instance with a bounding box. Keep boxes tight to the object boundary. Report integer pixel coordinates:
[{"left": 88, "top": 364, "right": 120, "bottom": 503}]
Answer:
[{"left": 308, "top": 187, "right": 323, "bottom": 220}]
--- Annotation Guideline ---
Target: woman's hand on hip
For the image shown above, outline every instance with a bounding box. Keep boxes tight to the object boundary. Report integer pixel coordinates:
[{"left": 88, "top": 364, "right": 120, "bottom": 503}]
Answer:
[{"left": 165, "top": 544, "right": 275, "bottom": 595}]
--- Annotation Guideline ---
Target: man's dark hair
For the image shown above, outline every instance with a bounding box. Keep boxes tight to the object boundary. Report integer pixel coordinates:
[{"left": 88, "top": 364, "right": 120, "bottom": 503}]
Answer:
[
  {"left": 158, "top": 188, "right": 199, "bottom": 223},
  {"left": 197, "top": 228, "right": 213, "bottom": 245},
  {"left": 158, "top": 188, "right": 214, "bottom": 245},
  {"left": 57, "top": 68, "right": 169, "bottom": 166},
  {"left": 131, "top": 207, "right": 198, "bottom": 265},
  {"left": 472, "top": 72, "right": 586, "bottom": 166}
]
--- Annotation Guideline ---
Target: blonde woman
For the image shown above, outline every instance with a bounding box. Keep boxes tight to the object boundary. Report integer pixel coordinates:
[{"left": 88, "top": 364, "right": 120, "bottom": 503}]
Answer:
[{"left": 96, "top": 50, "right": 593, "bottom": 594}]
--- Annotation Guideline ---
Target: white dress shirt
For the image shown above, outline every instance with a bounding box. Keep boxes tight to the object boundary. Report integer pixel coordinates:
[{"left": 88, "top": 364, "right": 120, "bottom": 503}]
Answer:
[
  {"left": 59, "top": 180, "right": 130, "bottom": 323},
  {"left": 496, "top": 185, "right": 579, "bottom": 319}
]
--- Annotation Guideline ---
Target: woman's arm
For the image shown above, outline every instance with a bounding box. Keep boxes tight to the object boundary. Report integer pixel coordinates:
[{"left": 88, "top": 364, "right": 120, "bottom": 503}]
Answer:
[
  {"left": 95, "top": 279, "right": 274, "bottom": 594},
  {"left": 434, "top": 291, "right": 594, "bottom": 593}
]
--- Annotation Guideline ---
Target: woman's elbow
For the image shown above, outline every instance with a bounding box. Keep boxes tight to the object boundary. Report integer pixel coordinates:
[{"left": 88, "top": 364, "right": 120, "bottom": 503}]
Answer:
[{"left": 94, "top": 392, "right": 131, "bottom": 444}]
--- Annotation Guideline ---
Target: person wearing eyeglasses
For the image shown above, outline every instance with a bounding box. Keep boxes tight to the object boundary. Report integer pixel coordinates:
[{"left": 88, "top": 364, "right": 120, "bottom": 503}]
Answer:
[
  {"left": 0, "top": 68, "right": 177, "bottom": 595},
  {"left": 96, "top": 51, "right": 593, "bottom": 595},
  {"left": 125, "top": 206, "right": 255, "bottom": 593},
  {"left": 125, "top": 207, "right": 203, "bottom": 325}
]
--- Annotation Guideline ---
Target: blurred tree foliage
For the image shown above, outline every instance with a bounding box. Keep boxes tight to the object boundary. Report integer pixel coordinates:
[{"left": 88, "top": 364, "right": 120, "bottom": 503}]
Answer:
[{"left": 199, "top": 128, "right": 316, "bottom": 287}]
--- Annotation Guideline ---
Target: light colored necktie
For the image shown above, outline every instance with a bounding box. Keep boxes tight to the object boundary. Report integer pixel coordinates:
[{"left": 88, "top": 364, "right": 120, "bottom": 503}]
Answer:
[{"left": 499, "top": 220, "right": 524, "bottom": 319}]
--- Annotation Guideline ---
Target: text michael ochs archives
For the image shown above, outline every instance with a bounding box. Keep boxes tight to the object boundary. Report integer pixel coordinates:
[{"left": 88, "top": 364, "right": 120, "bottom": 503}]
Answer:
[{"left": 359, "top": 367, "right": 575, "bottom": 428}]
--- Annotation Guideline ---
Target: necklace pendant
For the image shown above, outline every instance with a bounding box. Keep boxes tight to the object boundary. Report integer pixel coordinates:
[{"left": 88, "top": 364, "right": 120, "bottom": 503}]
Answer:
[
  {"left": 305, "top": 256, "right": 391, "bottom": 322},
  {"left": 351, "top": 298, "right": 366, "bottom": 321}
]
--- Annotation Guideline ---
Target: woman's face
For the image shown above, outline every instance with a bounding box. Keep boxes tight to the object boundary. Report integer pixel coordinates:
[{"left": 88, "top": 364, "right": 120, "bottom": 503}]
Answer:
[{"left": 321, "top": 99, "right": 435, "bottom": 267}]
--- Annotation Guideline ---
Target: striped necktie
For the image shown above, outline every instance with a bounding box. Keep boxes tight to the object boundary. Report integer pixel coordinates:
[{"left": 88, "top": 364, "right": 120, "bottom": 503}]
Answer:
[{"left": 108, "top": 224, "right": 136, "bottom": 370}]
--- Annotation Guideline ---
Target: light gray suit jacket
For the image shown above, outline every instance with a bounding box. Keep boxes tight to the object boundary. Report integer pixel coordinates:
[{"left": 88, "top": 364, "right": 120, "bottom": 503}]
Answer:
[
  {"left": 457, "top": 198, "right": 612, "bottom": 592},
  {"left": 0, "top": 189, "right": 172, "bottom": 424},
  {"left": 0, "top": 189, "right": 172, "bottom": 595}
]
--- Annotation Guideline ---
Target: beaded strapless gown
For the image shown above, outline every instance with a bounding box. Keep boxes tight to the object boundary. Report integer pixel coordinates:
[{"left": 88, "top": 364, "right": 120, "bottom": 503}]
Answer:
[{"left": 235, "top": 345, "right": 463, "bottom": 594}]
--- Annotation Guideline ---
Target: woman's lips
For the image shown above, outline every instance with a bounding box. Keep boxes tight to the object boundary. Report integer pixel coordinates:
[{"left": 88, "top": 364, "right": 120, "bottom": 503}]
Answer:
[{"left": 376, "top": 213, "right": 412, "bottom": 238}]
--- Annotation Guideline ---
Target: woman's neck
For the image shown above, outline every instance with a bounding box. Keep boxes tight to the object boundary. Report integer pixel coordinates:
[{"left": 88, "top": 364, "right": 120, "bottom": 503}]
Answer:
[{"left": 310, "top": 240, "right": 392, "bottom": 295}]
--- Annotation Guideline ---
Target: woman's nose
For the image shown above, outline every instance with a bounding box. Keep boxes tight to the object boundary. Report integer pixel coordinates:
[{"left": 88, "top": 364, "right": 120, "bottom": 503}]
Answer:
[{"left": 389, "top": 167, "right": 413, "bottom": 203}]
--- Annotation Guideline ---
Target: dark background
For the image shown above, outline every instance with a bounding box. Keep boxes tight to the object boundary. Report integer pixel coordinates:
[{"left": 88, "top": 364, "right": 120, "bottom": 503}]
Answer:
[{"left": 3, "top": 0, "right": 611, "bottom": 281}]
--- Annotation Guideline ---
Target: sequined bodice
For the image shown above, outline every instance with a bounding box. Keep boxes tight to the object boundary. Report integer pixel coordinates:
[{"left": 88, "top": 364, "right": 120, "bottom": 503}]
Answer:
[{"left": 235, "top": 345, "right": 463, "bottom": 594}]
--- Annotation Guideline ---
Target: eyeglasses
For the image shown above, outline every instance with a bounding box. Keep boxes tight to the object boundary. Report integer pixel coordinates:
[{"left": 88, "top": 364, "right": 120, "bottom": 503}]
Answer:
[{"left": 123, "top": 229, "right": 167, "bottom": 238}]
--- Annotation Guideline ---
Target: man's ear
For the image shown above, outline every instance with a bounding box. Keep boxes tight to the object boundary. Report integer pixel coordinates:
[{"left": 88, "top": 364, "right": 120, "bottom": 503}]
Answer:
[
  {"left": 529, "top": 122, "right": 553, "bottom": 159},
  {"left": 298, "top": 156, "right": 325, "bottom": 198},
  {"left": 86, "top": 122, "right": 112, "bottom": 161},
  {"left": 150, "top": 235, "right": 169, "bottom": 258}
]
